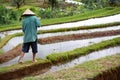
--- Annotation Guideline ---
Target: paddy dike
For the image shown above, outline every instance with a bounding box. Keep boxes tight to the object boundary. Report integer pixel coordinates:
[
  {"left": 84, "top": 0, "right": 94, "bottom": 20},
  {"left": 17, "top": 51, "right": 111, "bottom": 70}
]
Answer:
[
  {"left": 30, "top": 54, "right": 120, "bottom": 80},
  {"left": 38, "top": 29, "right": 120, "bottom": 44},
  {"left": 0, "top": 61, "right": 51, "bottom": 80},
  {"left": 0, "top": 47, "right": 120, "bottom": 80},
  {"left": 48, "top": 46, "right": 120, "bottom": 72},
  {"left": 0, "top": 13, "right": 120, "bottom": 80},
  {"left": 1, "top": 33, "right": 120, "bottom": 80},
  {"left": 0, "top": 35, "right": 119, "bottom": 68},
  {"left": 92, "top": 66, "right": 120, "bottom": 80},
  {"left": 1, "top": 13, "right": 120, "bottom": 38},
  {"left": 0, "top": 44, "right": 21, "bottom": 64}
]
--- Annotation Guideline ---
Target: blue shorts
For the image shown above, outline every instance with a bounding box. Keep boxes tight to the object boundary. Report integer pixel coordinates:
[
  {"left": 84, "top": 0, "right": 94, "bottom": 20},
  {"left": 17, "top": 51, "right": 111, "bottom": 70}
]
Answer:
[{"left": 22, "top": 40, "right": 38, "bottom": 54}]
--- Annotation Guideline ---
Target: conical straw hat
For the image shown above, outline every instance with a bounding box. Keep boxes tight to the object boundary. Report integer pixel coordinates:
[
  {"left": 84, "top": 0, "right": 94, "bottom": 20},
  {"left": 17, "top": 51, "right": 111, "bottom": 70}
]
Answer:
[{"left": 22, "top": 9, "right": 35, "bottom": 16}]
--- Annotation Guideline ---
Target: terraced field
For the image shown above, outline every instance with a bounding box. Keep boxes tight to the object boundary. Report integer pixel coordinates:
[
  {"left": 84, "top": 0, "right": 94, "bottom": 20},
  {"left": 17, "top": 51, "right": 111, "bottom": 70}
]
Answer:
[{"left": 0, "top": 14, "right": 120, "bottom": 80}]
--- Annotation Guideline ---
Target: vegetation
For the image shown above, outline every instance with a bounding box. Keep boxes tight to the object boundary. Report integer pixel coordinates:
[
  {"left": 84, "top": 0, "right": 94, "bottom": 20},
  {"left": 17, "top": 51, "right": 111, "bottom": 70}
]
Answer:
[
  {"left": 0, "top": 59, "right": 50, "bottom": 74},
  {"left": 0, "top": 5, "right": 20, "bottom": 24},
  {"left": 0, "top": 49, "right": 4, "bottom": 54},
  {"left": 38, "top": 22, "right": 120, "bottom": 34},
  {"left": 81, "top": 0, "right": 120, "bottom": 9},
  {"left": 48, "top": 0, "right": 58, "bottom": 10},
  {"left": 46, "top": 37, "right": 120, "bottom": 64},
  {"left": 0, "top": 7, "right": 120, "bottom": 32},
  {"left": 0, "top": 0, "right": 119, "bottom": 27},
  {"left": 0, "top": 33, "right": 23, "bottom": 49},
  {"left": 0, "top": 37, "right": 120, "bottom": 79},
  {"left": 0, "top": 0, "right": 120, "bottom": 79},
  {"left": 0, "top": 22, "right": 120, "bottom": 49},
  {"left": 12, "top": 0, "right": 25, "bottom": 9},
  {"left": 23, "top": 53, "right": 120, "bottom": 80}
]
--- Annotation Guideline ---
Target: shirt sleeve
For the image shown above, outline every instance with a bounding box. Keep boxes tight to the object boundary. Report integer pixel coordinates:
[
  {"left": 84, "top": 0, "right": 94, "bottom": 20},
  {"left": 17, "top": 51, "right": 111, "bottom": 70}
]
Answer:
[
  {"left": 35, "top": 16, "right": 41, "bottom": 27},
  {"left": 22, "top": 20, "right": 25, "bottom": 32}
]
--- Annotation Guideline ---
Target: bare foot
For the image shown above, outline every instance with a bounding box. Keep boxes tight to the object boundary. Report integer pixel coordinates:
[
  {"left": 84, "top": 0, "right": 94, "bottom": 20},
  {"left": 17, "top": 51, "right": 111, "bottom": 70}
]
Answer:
[
  {"left": 32, "top": 59, "right": 37, "bottom": 63},
  {"left": 18, "top": 60, "right": 24, "bottom": 64}
]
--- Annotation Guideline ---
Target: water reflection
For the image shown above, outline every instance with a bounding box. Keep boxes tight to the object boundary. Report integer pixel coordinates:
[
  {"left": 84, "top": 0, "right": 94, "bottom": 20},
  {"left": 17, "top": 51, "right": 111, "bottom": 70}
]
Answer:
[
  {"left": 49, "top": 46, "right": 120, "bottom": 72},
  {"left": 39, "top": 14, "right": 120, "bottom": 30},
  {"left": 0, "top": 35, "right": 120, "bottom": 67},
  {"left": 0, "top": 14, "right": 120, "bottom": 38},
  {"left": 38, "top": 26, "right": 120, "bottom": 38}
]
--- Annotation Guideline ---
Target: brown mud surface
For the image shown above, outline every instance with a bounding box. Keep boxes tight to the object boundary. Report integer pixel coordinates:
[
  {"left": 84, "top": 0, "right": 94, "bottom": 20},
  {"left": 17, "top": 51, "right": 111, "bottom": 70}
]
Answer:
[
  {"left": 0, "top": 44, "right": 21, "bottom": 64},
  {"left": 38, "top": 30, "right": 120, "bottom": 44},
  {"left": 92, "top": 66, "right": 120, "bottom": 80},
  {"left": 0, "top": 61, "right": 52, "bottom": 80},
  {"left": 0, "top": 30, "right": 120, "bottom": 80}
]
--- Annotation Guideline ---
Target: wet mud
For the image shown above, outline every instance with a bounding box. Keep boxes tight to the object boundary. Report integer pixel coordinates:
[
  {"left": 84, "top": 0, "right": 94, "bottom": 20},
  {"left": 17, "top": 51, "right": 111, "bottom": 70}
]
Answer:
[
  {"left": 0, "top": 62, "right": 51, "bottom": 80},
  {"left": 0, "top": 44, "right": 21, "bottom": 64},
  {"left": 38, "top": 29, "right": 120, "bottom": 44}
]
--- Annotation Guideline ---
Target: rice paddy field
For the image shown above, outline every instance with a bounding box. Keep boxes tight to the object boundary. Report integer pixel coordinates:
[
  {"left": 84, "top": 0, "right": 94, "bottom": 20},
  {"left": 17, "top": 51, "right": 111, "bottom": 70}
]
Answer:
[{"left": 0, "top": 6, "right": 120, "bottom": 80}]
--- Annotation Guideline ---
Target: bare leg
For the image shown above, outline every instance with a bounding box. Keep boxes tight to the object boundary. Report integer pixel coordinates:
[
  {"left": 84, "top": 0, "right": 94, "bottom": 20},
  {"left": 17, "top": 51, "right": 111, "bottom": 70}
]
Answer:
[
  {"left": 18, "top": 52, "right": 25, "bottom": 63},
  {"left": 32, "top": 53, "right": 37, "bottom": 63}
]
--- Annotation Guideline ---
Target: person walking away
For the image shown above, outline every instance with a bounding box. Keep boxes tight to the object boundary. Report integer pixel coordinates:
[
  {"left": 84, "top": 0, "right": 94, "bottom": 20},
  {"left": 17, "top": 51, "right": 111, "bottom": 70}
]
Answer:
[{"left": 18, "top": 9, "right": 41, "bottom": 63}]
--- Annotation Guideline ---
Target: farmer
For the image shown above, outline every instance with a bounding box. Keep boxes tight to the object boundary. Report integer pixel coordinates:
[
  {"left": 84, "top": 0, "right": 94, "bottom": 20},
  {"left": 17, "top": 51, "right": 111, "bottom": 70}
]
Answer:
[{"left": 18, "top": 9, "right": 41, "bottom": 63}]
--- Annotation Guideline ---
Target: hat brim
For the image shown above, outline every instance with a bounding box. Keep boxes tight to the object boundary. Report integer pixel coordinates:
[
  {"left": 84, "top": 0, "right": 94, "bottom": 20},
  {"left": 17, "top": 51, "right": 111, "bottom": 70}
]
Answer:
[{"left": 22, "top": 9, "right": 35, "bottom": 16}]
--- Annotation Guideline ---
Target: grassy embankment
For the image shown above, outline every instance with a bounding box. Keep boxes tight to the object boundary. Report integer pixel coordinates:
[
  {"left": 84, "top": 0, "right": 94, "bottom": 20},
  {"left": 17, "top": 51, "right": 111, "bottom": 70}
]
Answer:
[
  {"left": 0, "top": 49, "right": 4, "bottom": 54},
  {"left": 0, "top": 22, "right": 120, "bottom": 51},
  {"left": 23, "top": 53, "right": 120, "bottom": 80},
  {"left": 46, "top": 37, "right": 120, "bottom": 64},
  {"left": 0, "top": 33, "right": 23, "bottom": 49},
  {"left": 38, "top": 29, "right": 120, "bottom": 44},
  {"left": 38, "top": 22, "right": 120, "bottom": 34},
  {"left": 0, "top": 37, "right": 120, "bottom": 79},
  {"left": 0, "top": 59, "right": 51, "bottom": 74},
  {"left": 0, "top": 59, "right": 52, "bottom": 80},
  {"left": 0, "top": 44, "right": 21, "bottom": 64},
  {"left": 0, "top": 7, "right": 120, "bottom": 32}
]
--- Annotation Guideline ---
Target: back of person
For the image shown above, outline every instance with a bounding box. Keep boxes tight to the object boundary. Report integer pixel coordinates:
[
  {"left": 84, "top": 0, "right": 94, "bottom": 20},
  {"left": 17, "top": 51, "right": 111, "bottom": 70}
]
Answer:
[
  {"left": 22, "top": 16, "right": 40, "bottom": 43},
  {"left": 18, "top": 9, "right": 40, "bottom": 63}
]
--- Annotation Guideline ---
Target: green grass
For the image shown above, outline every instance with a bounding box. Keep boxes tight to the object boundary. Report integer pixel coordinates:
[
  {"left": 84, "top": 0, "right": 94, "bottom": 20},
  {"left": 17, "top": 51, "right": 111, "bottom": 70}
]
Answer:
[
  {"left": 0, "top": 49, "right": 4, "bottom": 55},
  {"left": 38, "top": 22, "right": 120, "bottom": 34},
  {"left": 0, "top": 37, "right": 120, "bottom": 79},
  {"left": 0, "top": 33, "right": 23, "bottom": 49},
  {"left": 46, "top": 37, "right": 120, "bottom": 64},
  {"left": 41, "top": 7, "right": 120, "bottom": 25},
  {"left": 23, "top": 53, "right": 120, "bottom": 80},
  {"left": 0, "top": 59, "right": 50, "bottom": 74},
  {"left": 0, "top": 7, "right": 120, "bottom": 32},
  {"left": 0, "top": 22, "right": 21, "bottom": 32},
  {"left": 0, "top": 21, "right": 120, "bottom": 49}
]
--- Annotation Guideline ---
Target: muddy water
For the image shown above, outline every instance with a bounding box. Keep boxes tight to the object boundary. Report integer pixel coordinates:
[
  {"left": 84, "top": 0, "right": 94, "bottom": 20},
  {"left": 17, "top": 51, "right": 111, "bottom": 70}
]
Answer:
[
  {"left": 38, "top": 26, "right": 120, "bottom": 38},
  {"left": 0, "top": 35, "right": 120, "bottom": 67},
  {"left": 2, "top": 25, "right": 120, "bottom": 51},
  {"left": 0, "top": 14, "right": 120, "bottom": 38},
  {"left": 1, "top": 25, "right": 120, "bottom": 39},
  {"left": 49, "top": 46, "right": 120, "bottom": 72}
]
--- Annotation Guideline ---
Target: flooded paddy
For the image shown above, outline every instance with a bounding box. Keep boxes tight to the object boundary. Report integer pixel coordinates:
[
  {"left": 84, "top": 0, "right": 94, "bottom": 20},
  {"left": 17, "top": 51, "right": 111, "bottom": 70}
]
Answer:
[
  {"left": 38, "top": 25, "right": 120, "bottom": 38},
  {"left": 49, "top": 46, "right": 120, "bottom": 72},
  {"left": 39, "top": 14, "right": 120, "bottom": 30},
  {"left": 0, "top": 13, "right": 120, "bottom": 38},
  {"left": 0, "top": 14, "right": 120, "bottom": 78},
  {"left": 0, "top": 35, "right": 120, "bottom": 67}
]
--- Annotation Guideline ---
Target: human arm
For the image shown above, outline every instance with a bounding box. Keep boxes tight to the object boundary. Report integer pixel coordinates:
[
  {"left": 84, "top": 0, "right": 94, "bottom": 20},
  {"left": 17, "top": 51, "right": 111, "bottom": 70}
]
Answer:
[{"left": 35, "top": 16, "right": 41, "bottom": 27}]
